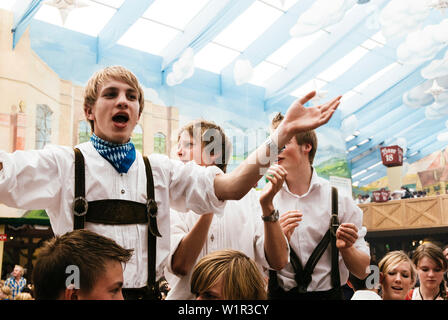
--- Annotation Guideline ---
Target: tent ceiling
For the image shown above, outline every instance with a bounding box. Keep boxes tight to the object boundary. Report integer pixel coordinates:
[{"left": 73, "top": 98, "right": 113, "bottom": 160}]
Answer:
[{"left": 3, "top": 0, "right": 448, "bottom": 187}]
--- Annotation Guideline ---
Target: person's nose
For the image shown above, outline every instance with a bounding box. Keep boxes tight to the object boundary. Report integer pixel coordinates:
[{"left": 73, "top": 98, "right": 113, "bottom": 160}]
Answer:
[
  {"left": 177, "top": 145, "right": 184, "bottom": 158},
  {"left": 116, "top": 91, "right": 129, "bottom": 109}
]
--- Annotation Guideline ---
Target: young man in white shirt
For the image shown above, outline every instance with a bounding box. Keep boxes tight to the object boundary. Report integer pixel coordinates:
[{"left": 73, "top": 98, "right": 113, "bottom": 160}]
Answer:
[
  {"left": 0, "top": 66, "right": 341, "bottom": 299},
  {"left": 267, "top": 113, "right": 370, "bottom": 300},
  {"left": 164, "top": 120, "right": 298, "bottom": 299}
]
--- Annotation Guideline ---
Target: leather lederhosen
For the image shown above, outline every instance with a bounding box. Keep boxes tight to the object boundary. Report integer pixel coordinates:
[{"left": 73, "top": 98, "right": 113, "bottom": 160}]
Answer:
[
  {"left": 268, "top": 187, "right": 343, "bottom": 300},
  {"left": 72, "top": 148, "right": 162, "bottom": 300}
]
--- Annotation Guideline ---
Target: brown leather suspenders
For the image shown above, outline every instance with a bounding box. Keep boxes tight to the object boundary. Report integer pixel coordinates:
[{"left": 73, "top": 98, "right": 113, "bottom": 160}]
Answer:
[{"left": 72, "top": 148, "right": 161, "bottom": 298}]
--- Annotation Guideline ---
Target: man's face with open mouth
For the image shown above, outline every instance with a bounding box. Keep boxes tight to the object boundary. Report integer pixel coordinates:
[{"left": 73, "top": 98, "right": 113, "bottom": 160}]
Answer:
[{"left": 86, "top": 79, "right": 141, "bottom": 144}]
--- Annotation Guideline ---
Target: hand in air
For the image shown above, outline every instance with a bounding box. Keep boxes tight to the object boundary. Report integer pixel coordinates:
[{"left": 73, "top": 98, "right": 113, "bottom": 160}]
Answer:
[
  {"left": 282, "top": 91, "right": 341, "bottom": 134},
  {"left": 259, "top": 164, "right": 287, "bottom": 206}
]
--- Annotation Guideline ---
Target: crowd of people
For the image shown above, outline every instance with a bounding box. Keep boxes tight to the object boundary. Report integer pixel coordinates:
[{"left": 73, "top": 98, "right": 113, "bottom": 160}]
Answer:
[{"left": 0, "top": 66, "right": 446, "bottom": 301}]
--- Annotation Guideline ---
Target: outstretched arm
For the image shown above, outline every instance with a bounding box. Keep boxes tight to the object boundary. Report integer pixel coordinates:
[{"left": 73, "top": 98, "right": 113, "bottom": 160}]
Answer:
[
  {"left": 214, "top": 91, "right": 341, "bottom": 200},
  {"left": 259, "top": 164, "right": 289, "bottom": 270},
  {"left": 170, "top": 213, "right": 214, "bottom": 276}
]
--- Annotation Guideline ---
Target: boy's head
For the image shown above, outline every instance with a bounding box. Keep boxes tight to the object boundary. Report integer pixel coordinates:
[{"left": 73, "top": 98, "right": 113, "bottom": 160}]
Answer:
[
  {"left": 33, "top": 229, "right": 133, "bottom": 300},
  {"left": 83, "top": 66, "right": 144, "bottom": 144},
  {"left": 271, "top": 112, "right": 318, "bottom": 166},
  {"left": 190, "top": 249, "right": 267, "bottom": 300},
  {"left": 177, "top": 120, "right": 232, "bottom": 173}
]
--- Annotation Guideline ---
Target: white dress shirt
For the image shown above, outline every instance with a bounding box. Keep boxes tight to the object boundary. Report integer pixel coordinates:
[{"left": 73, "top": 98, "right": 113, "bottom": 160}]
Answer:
[
  {"left": 272, "top": 169, "right": 370, "bottom": 292},
  {"left": 351, "top": 290, "right": 382, "bottom": 300},
  {"left": 0, "top": 142, "right": 225, "bottom": 288},
  {"left": 164, "top": 188, "right": 269, "bottom": 300}
]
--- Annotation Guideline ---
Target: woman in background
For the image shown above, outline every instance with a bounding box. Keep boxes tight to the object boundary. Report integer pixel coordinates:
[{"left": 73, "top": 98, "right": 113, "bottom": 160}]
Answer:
[
  {"left": 406, "top": 243, "right": 447, "bottom": 300},
  {"left": 378, "top": 250, "right": 416, "bottom": 300}
]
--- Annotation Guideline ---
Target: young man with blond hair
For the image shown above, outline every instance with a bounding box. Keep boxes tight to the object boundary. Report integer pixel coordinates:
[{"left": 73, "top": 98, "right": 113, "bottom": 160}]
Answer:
[{"left": 0, "top": 65, "right": 340, "bottom": 299}]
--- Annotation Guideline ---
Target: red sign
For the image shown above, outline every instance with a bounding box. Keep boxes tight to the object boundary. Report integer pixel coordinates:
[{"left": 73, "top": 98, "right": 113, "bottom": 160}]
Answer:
[
  {"left": 380, "top": 145, "right": 403, "bottom": 167},
  {"left": 372, "top": 189, "right": 390, "bottom": 202},
  {"left": 0, "top": 234, "right": 7, "bottom": 241}
]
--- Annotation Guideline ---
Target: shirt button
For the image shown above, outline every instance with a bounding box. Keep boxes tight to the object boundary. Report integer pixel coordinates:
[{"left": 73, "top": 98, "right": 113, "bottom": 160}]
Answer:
[{"left": 121, "top": 189, "right": 125, "bottom": 194}]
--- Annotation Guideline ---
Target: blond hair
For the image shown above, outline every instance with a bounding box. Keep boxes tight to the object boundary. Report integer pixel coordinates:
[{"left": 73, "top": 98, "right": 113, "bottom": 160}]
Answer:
[
  {"left": 14, "top": 292, "right": 33, "bottom": 300},
  {"left": 271, "top": 112, "right": 318, "bottom": 165},
  {"left": 83, "top": 66, "right": 145, "bottom": 131},
  {"left": 178, "top": 119, "right": 232, "bottom": 173},
  {"left": 191, "top": 250, "right": 267, "bottom": 300},
  {"left": 379, "top": 250, "right": 417, "bottom": 286},
  {"left": 0, "top": 285, "right": 12, "bottom": 300}
]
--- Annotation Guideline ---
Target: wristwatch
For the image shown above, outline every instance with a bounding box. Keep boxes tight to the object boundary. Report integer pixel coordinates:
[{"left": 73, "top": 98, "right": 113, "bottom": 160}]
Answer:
[{"left": 262, "top": 209, "right": 279, "bottom": 222}]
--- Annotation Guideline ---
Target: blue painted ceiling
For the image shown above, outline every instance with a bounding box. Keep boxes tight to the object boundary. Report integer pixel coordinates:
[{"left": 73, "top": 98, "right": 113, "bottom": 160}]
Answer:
[{"left": 5, "top": 0, "right": 448, "bottom": 187}]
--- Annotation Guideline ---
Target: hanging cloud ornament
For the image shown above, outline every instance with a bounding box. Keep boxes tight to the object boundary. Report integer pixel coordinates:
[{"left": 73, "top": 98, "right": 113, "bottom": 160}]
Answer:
[
  {"left": 45, "top": 0, "right": 89, "bottom": 24},
  {"left": 166, "top": 47, "right": 195, "bottom": 87},
  {"left": 379, "top": 0, "right": 430, "bottom": 41},
  {"left": 233, "top": 59, "right": 254, "bottom": 86},
  {"left": 421, "top": 50, "right": 448, "bottom": 80},
  {"left": 290, "top": 0, "right": 355, "bottom": 37}
]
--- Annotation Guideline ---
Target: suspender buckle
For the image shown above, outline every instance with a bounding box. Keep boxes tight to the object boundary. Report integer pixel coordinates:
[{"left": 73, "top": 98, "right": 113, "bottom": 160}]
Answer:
[
  {"left": 330, "top": 213, "right": 339, "bottom": 237},
  {"left": 146, "top": 199, "right": 158, "bottom": 218},
  {"left": 73, "top": 196, "right": 88, "bottom": 216}
]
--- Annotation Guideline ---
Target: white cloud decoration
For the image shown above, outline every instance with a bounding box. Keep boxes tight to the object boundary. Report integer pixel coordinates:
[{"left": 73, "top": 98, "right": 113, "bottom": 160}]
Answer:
[
  {"left": 421, "top": 49, "right": 448, "bottom": 80},
  {"left": 233, "top": 59, "right": 253, "bottom": 86},
  {"left": 45, "top": 0, "right": 89, "bottom": 24},
  {"left": 437, "top": 131, "right": 448, "bottom": 141},
  {"left": 379, "top": 0, "right": 430, "bottom": 41},
  {"left": 166, "top": 48, "right": 195, "bottom": 87},
  {"left": 290, "top": 0, "right": 355, "bottom": 37},
  {"left": 396, "top": 137, "right": 407, "bottom": 155},
  {"left": 396, "top": 19, "right": 448, "bottom": 65}
]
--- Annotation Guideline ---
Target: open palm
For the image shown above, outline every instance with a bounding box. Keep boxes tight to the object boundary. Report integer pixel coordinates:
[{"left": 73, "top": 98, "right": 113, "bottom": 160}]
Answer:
[{"left": 282, "top": 91, "right": 341, "bottom": 134}]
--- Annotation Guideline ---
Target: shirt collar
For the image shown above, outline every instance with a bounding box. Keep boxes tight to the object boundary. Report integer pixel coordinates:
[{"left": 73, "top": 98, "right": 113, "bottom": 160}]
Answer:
[{"left": 282, "top": 167, "right": 324, "bottom": 198}]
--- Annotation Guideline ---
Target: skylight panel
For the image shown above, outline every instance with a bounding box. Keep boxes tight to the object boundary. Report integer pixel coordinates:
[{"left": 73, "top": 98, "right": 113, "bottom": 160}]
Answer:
[
  {"left": 317, "top": 46, "right": 369, "bottom": 82},
  {"left": 0, "top": 0, "right": 16, "bottom": 11},
  {"left": 195, "top": 43, "right": 241, "bottom": 74},
  {"left": 265, "top": 30, "right": 325, "bottom": 67},
  {"left": 91, "top": 0, "right": 125, "bottom": 9},
  {"left": 118, "top": 18, "right": 180, "bottom": 55},
  {"left": 249, "top": 61, "right": 283, "bottom": 87},
  {"left": 259, "top": 0, "right": 300, "bottom": 12},
  {"left": 143, "top": 0, "right": 209, "bottom": 31},
  {"left": 351, "top": 62, "right": 399, "bottom": 93},
  {"left": 34, "top": 1, "right": 116, "bottom": 36},
  {"left": 212, "top": 1, "right": 283, "bottom": 52},
  {"left": 290, "top": 78, "right": 327, "bottom": 97}
]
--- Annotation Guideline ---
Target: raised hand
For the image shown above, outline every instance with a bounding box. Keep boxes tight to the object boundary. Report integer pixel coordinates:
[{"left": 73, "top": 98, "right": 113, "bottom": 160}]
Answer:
[
  {"left": 336, "top": 223, "right": 359, "bottom": 250},
  {"left": 281, "top": 91, "right": 341, "bottom": 134},
  {"left": 279, "top": 210, "right": 302, "bottom": 242},
  {"left": 259, "top": 164, "right": 287, "bottom": 207}
]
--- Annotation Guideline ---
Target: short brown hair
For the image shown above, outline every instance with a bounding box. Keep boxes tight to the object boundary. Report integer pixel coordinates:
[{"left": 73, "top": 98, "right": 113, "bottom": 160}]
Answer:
[
  {"left": 271, "top": 113, "right": 318, "bottom": 165},
  {"left": 83, "top": 66, "right": 145, "bottom": 131},
  {"left": 33, "top": 229, "right": 133, "bottom": 300},
  {"left": 191, "top": 250, "right": 267, "bottom": 300},
  {"left": 178, "top": 119, "right": 232, "bottom": 173}
]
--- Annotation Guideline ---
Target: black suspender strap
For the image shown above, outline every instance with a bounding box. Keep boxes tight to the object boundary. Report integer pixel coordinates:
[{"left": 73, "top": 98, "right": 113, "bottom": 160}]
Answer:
[
  {"left": 143, "top": 155, "right": 161, "bottom": 298},
  {"left": 73, "top": 148, "right": 87, "bottom": 230},
  {"left": 330, "top": 186, "right": 341, "bottom": 289}
]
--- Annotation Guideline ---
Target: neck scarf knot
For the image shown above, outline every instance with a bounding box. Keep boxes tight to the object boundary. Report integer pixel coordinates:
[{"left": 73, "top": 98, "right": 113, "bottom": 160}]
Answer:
[{"left": 90, "top": 134, "right": 136, "bottom": 174}]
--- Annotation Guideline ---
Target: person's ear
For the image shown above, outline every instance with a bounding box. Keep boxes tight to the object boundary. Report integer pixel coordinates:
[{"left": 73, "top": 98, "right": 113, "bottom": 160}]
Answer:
[
  {"left": 379, "top": 272, "right": 384, "bottom": 285},
  {"left": 84, "top": 107, "right": 94, "bottom": 121},
  {"left": 302, "top": 143, "right": 312, "bottom": 154},
  {"left": 64, "top": 288, "right": 80, "bottom": 300}
]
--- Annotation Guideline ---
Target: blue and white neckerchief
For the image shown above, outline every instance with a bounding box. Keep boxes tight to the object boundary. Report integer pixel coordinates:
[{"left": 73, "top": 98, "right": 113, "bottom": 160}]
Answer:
[{"left": 90, "top": 133, "right": 136, "bottom": 174}]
